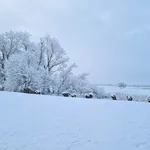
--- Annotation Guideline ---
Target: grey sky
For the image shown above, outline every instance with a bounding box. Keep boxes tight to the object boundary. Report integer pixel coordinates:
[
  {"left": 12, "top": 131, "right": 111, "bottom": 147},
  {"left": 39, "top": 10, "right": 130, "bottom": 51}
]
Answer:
[{"left": 0, "top": 0, "right": 150, "bottom": 84}]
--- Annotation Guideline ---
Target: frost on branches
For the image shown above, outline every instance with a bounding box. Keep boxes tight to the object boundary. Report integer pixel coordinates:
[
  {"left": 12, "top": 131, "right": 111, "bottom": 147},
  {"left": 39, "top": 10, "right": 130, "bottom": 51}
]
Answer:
[{"left": 0, "top": 30, "right": 105, "bottom": 98}]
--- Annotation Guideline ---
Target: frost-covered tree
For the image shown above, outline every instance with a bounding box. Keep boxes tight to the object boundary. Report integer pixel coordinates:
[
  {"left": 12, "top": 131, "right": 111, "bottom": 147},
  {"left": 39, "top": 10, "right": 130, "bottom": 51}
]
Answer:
[
  {"left": 0, "top": 31, "right": 31, "bottom": 87},
  {"left": 56, "top": 63, "right": 77, "bottom": 95},
  {"left": 118, "top": 82, "right": 127, "bottom": 88},
  {"left": 5, "top": 49, "right": 40, "bottom": 92},
  {"left": 38, "top": 35, "right": 69, "bottom": 74},
  {"left": 0, "top": 31, "right": 31, "bottom": 63},
  {"left": 75, "top": 73, "right": 89, "bottom": 95},
  {"left": 40, "top": 71, "right": 51, "bottom": 94},
  {"left": 88, "top": 84, "right": 106, "bottom": 99},
  {"left": 1, "top": 30, "right": 105, "bottom": 98}
]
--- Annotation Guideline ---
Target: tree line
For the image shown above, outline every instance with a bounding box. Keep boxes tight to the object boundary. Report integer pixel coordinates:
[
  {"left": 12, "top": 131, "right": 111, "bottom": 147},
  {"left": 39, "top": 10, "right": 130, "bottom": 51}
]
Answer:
[{"left": 0, "top": 31, "right": 105, "bottom": 98}]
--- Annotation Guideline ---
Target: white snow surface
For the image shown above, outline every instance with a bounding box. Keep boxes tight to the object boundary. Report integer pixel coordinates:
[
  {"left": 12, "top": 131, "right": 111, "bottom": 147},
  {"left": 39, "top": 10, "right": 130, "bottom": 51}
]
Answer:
[
  {"left": 0, "top": 92, "right": 150, "bottom": 150},
  {"left": 99, "top": 85, "right": 150, "bottom": 96}
]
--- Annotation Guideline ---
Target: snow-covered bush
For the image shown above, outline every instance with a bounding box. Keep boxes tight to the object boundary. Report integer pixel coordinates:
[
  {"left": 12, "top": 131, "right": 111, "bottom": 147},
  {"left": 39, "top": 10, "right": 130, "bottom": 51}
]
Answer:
[
  {"left": 115, "top": 92, "right": 148, "bottom": 102},
  {"left": 115, "top": 92, "right": 128, "bottom": 100},
  {"left": 89, "top": 84, "right": 106, "bottom": 99}
]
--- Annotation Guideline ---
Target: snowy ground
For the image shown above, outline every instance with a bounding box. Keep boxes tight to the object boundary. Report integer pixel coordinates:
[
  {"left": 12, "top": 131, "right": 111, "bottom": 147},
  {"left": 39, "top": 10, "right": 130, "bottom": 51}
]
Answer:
[
  {"left": 99, "top": 85, "right": 150, "bottom": 96},
  {"left": 99, "top": 85, "right": 150, "bottom": 102},
  {"left": 1, "top": 92, "right": 150, "bottom": 150}
]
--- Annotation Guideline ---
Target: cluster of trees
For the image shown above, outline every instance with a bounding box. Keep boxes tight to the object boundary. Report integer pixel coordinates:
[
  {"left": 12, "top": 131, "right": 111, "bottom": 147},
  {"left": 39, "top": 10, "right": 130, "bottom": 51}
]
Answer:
[
  {"left": 0, "top": 31, "right": 105, "bottom": 98},
  {"left": 118, "top": 82, "right": 127, "bottom": 88}
]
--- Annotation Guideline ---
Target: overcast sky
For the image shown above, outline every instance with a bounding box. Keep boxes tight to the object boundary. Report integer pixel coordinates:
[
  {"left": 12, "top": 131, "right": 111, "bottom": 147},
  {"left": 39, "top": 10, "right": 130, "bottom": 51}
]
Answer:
[{"left": 0, "top": 0, "right": 150, "bottom": 84}]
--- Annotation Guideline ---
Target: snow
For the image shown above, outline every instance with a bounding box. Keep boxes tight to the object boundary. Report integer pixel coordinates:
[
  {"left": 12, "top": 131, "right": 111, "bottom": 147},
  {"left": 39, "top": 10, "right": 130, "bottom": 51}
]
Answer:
[
  {"left": 99, "top": 85, "right": 150, "bottom": 96},
  {"left": 0, "top": 92, "right": 150, "bottom": 150}
]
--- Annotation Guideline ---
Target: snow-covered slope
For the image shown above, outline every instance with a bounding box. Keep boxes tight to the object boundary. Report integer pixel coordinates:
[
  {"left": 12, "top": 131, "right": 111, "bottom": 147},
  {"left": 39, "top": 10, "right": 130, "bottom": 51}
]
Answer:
[{"left": 0, "top": 92, "right": 150, "bottom": 150}]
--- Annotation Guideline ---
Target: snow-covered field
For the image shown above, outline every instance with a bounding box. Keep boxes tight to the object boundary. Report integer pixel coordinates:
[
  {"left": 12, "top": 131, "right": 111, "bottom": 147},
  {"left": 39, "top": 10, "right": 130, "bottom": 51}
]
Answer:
[
  {"left": 99, "top": 85, "right": 150, "bottom": 96},
  {"left": 1, "top": 92, "right": 150, "bottom": 150},
  {"left": 99, "top": 85, "right": 150, "bottom": 102}
]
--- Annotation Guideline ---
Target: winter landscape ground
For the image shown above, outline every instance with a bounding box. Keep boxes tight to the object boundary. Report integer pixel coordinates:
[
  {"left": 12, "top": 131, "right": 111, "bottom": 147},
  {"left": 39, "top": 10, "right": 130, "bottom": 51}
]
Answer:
[
  {"left": 99, "top": 85, "right": 150, "bottom": 96},
  {"left": 99, "top": 85, "right": 150, "bottom": 102},
  {"left": 1, "top": 91, "right": 150, "bottom": 150}
]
